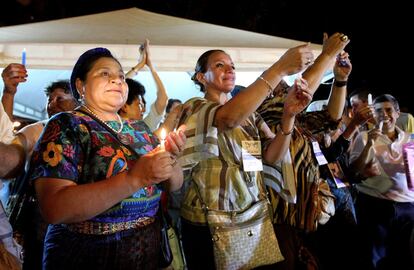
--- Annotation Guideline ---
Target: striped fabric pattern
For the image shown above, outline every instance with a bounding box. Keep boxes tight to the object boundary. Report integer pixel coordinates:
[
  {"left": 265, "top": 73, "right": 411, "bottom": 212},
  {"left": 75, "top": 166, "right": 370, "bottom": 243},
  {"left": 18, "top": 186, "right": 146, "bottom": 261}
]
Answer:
[
  {"left": 178, "top": 97, "right": 271, "bottom": 224},
  {"left": 257, "top": 82, "right": 339, "bottom": 232}
]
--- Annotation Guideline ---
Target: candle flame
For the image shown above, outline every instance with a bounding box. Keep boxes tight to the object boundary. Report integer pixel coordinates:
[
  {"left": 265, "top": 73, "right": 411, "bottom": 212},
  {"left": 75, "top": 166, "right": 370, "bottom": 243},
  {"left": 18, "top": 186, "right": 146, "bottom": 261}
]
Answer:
[
  {"left": 160, "top": 128, "right": 167, "bottom": 140},
  {"left": 159, "top": 128, "right": 167, "bottom": 150}
]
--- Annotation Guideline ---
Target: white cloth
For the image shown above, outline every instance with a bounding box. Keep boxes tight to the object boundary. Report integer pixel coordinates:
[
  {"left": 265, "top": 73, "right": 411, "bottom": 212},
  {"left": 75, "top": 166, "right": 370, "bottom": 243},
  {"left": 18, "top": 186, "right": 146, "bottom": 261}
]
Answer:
[
  {"left": 16, "top": 120, "right": 46, "bottom": 157},
  {"left": 0, "top": 101, "right": 23, "bottom": 265},
  {"left": 143, "top": 102, "right": 165, "bottom": 131},
  {"left": 0, "top": 102, "right": 14, "bottom": 144},
  {"left": 350, "top": 126, "right": 414, "bottom": 202},
  {"left": 0, "top": 201, "right": 22, "bottom": 264}
]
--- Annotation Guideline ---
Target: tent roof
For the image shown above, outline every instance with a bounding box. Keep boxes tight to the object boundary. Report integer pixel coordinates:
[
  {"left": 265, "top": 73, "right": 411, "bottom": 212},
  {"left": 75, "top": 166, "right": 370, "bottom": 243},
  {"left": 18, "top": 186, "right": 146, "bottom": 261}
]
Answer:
[
  {"left": 0, "top": 8, "right": 326, "bottom": 121},
  {"left": 0, "top": 7, "right": 322, "bottom": 71}
]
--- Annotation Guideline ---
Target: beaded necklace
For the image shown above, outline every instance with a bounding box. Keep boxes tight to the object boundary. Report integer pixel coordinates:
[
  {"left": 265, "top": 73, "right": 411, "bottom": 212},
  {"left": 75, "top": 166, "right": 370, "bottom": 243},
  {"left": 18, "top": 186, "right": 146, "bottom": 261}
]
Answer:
[{"left": 81, "top": 105, "right": 133, "bottom": 145}]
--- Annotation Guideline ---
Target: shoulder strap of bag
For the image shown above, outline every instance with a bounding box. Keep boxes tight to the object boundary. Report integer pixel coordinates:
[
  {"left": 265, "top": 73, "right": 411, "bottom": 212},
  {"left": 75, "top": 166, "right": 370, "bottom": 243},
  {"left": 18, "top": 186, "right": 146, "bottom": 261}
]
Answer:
[{"left": 191, "top": 180, "right": 209, "bottom": 217}]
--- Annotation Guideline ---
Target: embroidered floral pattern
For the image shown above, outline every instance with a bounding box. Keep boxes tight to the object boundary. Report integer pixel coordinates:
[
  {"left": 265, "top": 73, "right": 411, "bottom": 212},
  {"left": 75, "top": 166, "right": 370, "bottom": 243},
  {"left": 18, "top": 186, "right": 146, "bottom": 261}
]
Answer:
[
  {"left": 43, "top": 142, "right": 62, "bottom": 167},
  {"left": 30, "top": 111, "right": 161, "bottom": 223},
  {"left": 63, "top": 144, "right": 75, "bottom": 158},
  {"left": 97, "top": 146, "right": 115, "bottom": 157}
]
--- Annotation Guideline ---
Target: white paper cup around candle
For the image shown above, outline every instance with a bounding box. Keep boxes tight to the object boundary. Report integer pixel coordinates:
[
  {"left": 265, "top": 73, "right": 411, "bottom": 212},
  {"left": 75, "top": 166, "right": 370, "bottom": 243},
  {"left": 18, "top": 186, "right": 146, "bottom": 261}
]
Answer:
[{"left": 368, "top": 93, "right": 373, "bottom": 105}]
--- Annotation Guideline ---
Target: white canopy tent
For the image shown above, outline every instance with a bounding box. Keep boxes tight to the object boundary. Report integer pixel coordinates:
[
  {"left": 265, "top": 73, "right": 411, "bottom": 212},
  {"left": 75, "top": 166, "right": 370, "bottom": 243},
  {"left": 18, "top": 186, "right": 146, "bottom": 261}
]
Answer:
[{"left": 0, "top": 7, "right": 327, "bottom": 120}]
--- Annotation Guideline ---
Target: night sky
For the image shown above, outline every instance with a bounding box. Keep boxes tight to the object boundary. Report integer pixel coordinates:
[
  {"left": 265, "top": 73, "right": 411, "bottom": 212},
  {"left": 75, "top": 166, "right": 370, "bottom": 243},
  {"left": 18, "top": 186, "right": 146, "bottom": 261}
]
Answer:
[{"left": 1, "top": 0, "right": 411, "bottom": 112}]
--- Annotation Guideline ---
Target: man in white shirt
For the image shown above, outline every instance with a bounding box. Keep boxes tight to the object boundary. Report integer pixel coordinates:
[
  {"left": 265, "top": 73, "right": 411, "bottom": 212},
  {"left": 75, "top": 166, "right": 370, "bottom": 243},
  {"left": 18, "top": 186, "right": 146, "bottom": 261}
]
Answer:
[{"left": 350, "top": 94, "right": 414, "bottom": 269}]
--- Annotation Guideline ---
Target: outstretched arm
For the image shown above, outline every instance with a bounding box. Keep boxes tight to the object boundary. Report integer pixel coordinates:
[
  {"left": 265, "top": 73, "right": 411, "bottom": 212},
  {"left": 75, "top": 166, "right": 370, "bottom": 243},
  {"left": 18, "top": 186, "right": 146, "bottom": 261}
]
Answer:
[
  {"left": 302, "top": 32, "right": 350, "bottom": 95},
  {"left": 326, "top": 52, "right": 352, "bottom": 120},
  {"left": 125, "top": 44, "right": 146, "bottom": 79},
  {"left": 215, "top": 44, "right": 313, "bottom": 131},
  {"left": 263, "top": 78, "right": 313, "bottom": 163},
  {"left": 145, "top": 40, "right": 168, "bottom": 115}
]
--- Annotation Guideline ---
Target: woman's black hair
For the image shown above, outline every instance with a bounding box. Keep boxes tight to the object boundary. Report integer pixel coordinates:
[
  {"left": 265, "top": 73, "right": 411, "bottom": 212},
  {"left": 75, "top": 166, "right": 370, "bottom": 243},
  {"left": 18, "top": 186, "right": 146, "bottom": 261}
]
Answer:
[
  {"left": 166, "top": 98, "right": 182, "bottom": 113},
  {"left": 70, "top": 47, "right": 120, "bottom": 100}
]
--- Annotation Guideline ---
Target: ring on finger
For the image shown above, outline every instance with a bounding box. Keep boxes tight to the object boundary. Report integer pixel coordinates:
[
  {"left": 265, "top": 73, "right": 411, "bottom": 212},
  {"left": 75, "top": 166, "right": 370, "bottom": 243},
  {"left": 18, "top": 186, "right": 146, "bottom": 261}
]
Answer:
[{"left": 340, "top": 35, "right": 348, "bottom": 42}]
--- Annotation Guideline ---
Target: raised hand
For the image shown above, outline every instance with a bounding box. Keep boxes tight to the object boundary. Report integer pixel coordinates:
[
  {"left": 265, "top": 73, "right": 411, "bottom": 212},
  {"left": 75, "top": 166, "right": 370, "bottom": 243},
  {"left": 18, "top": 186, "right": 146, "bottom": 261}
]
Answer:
[
  {"left": 322, "top": 32, "right": 350, "bottom": 58},
  {"left": 334, "top": 51, "right": 352, "bottom": 81},
  {"left": 352, "top": 105, "right": 376, "bottom": 127},
  {"left": 276, "top": 43, "right": 315, "bottom": 76},
  {"left": 143, "top": 39, "right": 153, "bottom": 69},
  {"left": 1, "top": 63, "right": 27, "bottom": 94},
  {"left": 283, "top": 77, "right": 313, "bottom": 117}
]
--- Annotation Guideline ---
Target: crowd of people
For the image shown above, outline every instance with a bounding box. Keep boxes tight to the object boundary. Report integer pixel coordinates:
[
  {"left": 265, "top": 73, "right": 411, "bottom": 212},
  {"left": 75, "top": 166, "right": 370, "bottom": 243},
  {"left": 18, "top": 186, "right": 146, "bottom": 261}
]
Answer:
[{"left": 0, "top": 34, "right": 413, "bottom": 270}]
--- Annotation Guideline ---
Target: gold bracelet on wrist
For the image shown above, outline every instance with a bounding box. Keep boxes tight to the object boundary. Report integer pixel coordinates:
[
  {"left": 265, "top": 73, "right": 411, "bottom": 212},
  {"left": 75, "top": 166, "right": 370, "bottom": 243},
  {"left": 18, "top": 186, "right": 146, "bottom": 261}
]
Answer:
[
  {"left": 258, "top": 76, "right": 274, "bottom": 96},
  {"left": 277, "top": 123, "right": 294, "bottom": 136}
]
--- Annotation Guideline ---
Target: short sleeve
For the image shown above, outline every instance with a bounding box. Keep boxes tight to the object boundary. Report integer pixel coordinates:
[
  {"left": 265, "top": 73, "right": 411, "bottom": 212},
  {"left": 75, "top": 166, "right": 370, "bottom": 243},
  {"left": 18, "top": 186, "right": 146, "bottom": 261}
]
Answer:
[
  {"left": 17, "top": 121, "right": 45, "bottom": 157},
  {"left": 177, "top": 97, "right": 222, "bottom": 169},
  {"left": 143, "top": 102, "right": 165, "bottom": 131},
  {"left": 29, "top": 113, "right": 86, "bottom": 183}
]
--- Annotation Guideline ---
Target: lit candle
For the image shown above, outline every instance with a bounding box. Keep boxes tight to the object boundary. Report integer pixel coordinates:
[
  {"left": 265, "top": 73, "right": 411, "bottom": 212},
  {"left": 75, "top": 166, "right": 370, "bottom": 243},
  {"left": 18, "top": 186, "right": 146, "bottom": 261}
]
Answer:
[
  {"left": 368, "top": 93, "right": 373, "bottom": 105},
  {"left": 22, "top": 48, "right": 26, "bottom": 66},
  {"left": 159, "top": 128, "right": 167, "bottom": 150}
]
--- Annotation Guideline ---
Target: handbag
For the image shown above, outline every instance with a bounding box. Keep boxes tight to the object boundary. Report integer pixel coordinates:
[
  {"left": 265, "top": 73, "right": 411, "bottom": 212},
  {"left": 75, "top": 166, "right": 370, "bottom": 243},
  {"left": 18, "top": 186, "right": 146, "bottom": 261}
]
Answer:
[
  {"left": 193, "top": 182, "right": 284, "bottom": 270},
  {"left": 168, "top": 225, "right": 185, "bottom": 270},
  {"left": 158, "top": 208, "right": 173, "bottom": 268}
]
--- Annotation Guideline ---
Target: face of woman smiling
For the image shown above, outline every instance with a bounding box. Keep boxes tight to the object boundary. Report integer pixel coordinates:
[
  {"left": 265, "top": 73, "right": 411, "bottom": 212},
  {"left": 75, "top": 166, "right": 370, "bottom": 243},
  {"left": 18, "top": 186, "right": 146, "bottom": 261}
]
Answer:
[
  {"left": 78, "top": 57, "right": 128, "bottom": 117},
  {"left": 201, "top": 51, "right": 236, "bottom": 94}
]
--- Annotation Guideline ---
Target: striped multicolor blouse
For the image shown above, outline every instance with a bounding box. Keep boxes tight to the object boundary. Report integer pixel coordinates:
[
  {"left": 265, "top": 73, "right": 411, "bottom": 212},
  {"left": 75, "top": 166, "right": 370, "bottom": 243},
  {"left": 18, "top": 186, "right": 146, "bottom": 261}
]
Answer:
[
  {"left": 257, "top": 81, "right": 339, "bottom": 232},
  {"left": 178, "top": 97, "right": 272, "bottom": 224}
]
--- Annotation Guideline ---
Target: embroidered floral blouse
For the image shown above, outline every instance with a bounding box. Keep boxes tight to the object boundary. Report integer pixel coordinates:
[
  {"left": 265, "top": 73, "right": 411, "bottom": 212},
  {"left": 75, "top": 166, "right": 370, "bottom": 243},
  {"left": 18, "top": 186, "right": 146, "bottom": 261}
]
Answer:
[{"left": 29, "top": 111, "right": 161, "bottom": 224}]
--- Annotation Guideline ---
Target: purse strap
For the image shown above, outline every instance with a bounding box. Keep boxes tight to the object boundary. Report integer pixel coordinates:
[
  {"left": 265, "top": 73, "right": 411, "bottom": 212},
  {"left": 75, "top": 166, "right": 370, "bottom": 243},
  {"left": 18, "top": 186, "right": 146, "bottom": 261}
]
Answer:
[
  {"left": 191, "top": 179, "right": 209, "bottom": 217},
  {"left": 191, "top": 170, "right": 271, "bottom": 221}
]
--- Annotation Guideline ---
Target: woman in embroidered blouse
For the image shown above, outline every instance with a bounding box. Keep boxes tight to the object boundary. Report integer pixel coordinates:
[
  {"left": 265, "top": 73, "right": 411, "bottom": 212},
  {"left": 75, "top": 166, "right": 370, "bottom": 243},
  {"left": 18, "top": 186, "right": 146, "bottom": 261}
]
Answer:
[
  {"left": 177, "top": 45, "right": 314, "bottom": 269},
  {"left": 29, "top": 48, "right": 186, "bottom": 270}
]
